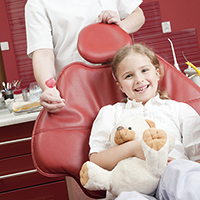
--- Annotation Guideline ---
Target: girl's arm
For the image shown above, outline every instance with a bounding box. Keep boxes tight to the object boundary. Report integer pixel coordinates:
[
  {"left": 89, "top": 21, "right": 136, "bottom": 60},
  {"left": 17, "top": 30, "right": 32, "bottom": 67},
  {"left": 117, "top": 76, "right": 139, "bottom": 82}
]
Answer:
[{"left": 90, "top": 140, "right": 145, "bottom": 171}]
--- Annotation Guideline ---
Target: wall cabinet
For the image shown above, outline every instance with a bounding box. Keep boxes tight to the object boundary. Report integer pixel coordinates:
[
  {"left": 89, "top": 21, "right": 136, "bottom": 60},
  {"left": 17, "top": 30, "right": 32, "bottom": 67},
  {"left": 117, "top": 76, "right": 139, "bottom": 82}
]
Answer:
[{"left": 0, "top": 121, "right": 68, "bottom": 200}]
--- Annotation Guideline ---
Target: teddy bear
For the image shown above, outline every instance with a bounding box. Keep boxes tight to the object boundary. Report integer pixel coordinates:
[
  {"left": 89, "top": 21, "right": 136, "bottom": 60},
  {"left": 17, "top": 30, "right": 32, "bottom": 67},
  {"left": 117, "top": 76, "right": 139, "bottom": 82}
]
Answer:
[{"left": 79, "top": 117, "right": 174, "bottom": 197}]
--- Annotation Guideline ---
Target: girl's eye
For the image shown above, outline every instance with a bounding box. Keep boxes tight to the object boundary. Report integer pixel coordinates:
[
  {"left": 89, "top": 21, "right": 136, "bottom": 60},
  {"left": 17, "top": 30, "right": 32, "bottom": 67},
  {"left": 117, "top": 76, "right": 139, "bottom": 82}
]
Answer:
[
  {"left": 125, "top": 74, "right": 132, "bottom": 79},
  {"left": 142, "top": 68, "right": 148, "bottom": 73}
]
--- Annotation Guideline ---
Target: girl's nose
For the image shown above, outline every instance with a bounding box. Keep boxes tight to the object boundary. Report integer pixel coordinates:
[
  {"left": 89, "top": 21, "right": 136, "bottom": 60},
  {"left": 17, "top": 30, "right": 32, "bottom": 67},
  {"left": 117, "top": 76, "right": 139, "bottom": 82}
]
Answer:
[{"left": 135, "top": 74, "right": 144, "bottom": 84}]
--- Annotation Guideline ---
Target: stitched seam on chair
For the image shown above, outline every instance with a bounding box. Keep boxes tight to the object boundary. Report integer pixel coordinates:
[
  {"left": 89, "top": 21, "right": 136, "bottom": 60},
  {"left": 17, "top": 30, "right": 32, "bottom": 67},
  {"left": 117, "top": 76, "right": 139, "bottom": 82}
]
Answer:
[
  {"left": 186, "top": 98, "right": 200, "bottom": 104},
  {"left": 57, "top": 62, "right": 110, "bottom": 81},
  {"left": 35, "top": 126, "right": 91, "bottom": 135}
]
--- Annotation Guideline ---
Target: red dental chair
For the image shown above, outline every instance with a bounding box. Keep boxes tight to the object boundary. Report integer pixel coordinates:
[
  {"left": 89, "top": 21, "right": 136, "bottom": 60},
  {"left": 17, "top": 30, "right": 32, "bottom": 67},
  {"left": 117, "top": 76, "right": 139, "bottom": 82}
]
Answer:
[{"left": 31, "top": 23, "right": 200, "bottom": 199}]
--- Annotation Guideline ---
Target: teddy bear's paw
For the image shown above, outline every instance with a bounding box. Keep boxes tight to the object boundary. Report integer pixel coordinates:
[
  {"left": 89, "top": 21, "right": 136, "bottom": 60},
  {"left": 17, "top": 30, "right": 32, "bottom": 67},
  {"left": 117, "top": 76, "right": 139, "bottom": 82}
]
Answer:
[
  {"left": 80, "top": 162, "right": 89, "bottom": 186},
  {"left": 143, "top": 128, "right": 167, "bottom": 151},
  {"left": 114, "top": 126, "right": 135, "bottom": 145},
  {"left": 80, "top": 161, "right": 111, "bottom": 191}
]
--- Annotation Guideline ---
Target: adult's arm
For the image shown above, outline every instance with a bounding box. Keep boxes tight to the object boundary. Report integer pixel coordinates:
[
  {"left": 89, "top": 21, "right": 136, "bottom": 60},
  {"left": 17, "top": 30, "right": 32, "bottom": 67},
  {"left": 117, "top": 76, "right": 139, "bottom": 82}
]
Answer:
[
  {"left": 32, "top": 49, "right": 65, "bottom": 113},
  {"left": 98, "top": 7, "right": 145, "bottom": 34}
]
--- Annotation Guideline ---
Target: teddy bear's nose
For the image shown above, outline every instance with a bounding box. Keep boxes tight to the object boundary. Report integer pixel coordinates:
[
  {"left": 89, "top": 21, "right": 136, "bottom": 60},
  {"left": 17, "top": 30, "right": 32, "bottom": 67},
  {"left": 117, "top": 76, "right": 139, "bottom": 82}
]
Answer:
[
  {"left": 128, "top": 127, "right": 132, "bottom": 130},
  {"left": 117, "top": 126, "right": 124, "bottom": 131}
]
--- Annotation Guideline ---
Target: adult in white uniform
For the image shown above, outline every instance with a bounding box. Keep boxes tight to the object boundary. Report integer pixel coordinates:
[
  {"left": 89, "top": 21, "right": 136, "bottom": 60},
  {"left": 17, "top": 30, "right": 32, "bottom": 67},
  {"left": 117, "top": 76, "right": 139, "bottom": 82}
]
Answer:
[{"left": 25, "top": 0, "right": 145, "bottom": 113}]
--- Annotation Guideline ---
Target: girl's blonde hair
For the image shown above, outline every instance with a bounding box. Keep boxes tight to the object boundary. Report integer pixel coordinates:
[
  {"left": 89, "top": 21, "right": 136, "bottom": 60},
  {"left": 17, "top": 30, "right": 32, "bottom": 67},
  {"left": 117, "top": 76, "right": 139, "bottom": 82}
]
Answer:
[{"left": 112, "top": 43, "right": 169, "bottom": 100}]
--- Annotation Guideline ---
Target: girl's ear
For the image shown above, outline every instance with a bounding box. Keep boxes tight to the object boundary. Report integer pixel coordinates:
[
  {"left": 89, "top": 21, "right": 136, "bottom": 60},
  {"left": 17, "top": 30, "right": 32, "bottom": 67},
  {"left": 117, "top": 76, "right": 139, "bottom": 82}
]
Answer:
[
  {"left": 156, "top": 68, "right": 161, "bottom": 80},
  {"left": 116, "top": 81, "right": 125, "bottom": 93}
]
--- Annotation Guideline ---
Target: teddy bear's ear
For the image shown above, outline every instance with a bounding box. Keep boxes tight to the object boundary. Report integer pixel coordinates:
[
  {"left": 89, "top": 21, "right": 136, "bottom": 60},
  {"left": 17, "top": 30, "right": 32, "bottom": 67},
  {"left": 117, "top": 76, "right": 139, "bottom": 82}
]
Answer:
[{"left": 145, "top": 119, "right": 156, "bottom": 128}]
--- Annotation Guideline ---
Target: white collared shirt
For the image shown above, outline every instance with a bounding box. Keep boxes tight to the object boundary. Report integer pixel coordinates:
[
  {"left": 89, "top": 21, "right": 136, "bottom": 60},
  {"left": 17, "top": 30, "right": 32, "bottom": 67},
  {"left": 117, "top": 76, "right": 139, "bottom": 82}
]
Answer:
[
  {"left": 89, "top": 95, "right": 200, "bottom": 161},
  {"left": 25, "top": 0, "right": 142, "bottom": 77}
]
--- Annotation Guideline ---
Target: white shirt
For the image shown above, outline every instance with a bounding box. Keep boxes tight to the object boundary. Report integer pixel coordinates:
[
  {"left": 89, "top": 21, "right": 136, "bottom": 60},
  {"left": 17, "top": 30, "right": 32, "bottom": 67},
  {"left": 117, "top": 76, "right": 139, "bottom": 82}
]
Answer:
[
  {"left": 25, "top": 0, "right": 143, "bottom": 77},
  {"left": 89, "top": 95, "right": 200, "bottom": 161}
]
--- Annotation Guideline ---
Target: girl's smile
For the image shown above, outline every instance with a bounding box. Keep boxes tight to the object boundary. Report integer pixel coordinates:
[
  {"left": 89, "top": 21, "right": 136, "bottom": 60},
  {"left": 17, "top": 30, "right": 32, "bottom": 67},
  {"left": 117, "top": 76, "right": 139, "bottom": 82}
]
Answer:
[
  {"left": 116, "top": 52, "right": 160, "bottom": 104},
  {"left": 134, "top": 84, "right": 150, "bottom": 93}
]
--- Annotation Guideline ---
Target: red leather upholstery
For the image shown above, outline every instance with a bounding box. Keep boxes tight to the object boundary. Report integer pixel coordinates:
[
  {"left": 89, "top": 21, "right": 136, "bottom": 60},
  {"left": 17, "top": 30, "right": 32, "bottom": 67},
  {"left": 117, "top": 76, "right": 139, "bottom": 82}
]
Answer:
[
  {"left": 32, "top": 23, "right": 130, "bottom": 198},
  {"left": 78, "top": 23, "right": 132, "bottom": 64},
  {"left": 32, "top": 63, "right": 124, "bottom": 198},
  {"left": 32, "top": 23, "right": 200, "bottom": 199}
]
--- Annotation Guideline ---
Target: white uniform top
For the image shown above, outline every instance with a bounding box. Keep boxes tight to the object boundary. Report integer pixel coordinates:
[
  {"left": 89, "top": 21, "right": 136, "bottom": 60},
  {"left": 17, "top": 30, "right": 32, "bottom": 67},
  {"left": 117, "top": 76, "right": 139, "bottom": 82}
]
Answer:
[
  {"left": 89, "top": 95, "right": 200, "bottom": 161},
  {"left": 25, "top": 0, "right": 143, "bottom": 77}
]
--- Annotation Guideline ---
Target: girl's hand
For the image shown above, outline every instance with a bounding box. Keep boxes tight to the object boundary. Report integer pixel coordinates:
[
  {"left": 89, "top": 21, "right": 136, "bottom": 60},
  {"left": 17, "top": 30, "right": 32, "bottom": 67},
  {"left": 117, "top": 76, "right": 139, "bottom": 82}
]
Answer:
[
  {"left": 98, "top": 10, "right": 121, "bottom": 26},
  {"left": 40, "top": 88, "right": 65, "bottom": 113}
]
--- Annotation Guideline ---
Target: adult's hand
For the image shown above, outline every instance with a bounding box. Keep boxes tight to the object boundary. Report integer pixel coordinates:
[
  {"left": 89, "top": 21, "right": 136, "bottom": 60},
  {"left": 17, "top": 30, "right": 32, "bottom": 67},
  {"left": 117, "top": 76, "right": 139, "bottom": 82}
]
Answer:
[
  {"left": 40, "top": 88, "right": 65, "bottom": 113},
  {"left": 98, "top": 7, "right": 145, "bottom": 34},
  {"left": 98, "top": 10, "right": 121, "bottom": 25}
]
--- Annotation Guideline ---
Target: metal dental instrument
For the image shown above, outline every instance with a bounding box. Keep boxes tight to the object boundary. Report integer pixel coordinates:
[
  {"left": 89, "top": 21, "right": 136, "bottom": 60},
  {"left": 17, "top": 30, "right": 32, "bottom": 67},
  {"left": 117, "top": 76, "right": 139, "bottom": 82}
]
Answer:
[
  {"left": 168, "top": 38, "right": 181, "bottom": 71},
  {"left": 182, "top": 51, "right": 200, "bottom": 76}
]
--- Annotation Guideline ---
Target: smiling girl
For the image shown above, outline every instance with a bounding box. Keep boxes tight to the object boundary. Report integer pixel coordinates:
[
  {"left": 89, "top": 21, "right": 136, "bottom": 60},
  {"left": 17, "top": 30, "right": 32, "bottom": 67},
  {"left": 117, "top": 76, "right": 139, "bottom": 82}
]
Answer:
[
  {"left": 88, "top": 43, "right": 200, "bottom": 199},
  {"left": 112, "top": 43, "right": 166, "bottom": 104}
]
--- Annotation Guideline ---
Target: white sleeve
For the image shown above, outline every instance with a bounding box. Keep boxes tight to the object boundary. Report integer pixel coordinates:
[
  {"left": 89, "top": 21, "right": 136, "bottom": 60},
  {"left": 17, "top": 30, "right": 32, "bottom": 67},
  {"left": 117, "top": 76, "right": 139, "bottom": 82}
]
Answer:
[
  {"left": 179, "top": 103, "right": 200, "bottom": 161},
  {"left": 25, "top": 0, "right": 53, "bottom": 58},
  {"left": 118, "top": 0, "right": 143, "bottom": 19},
  {"left": 89, "top": 105, "right": 116, "bottom": 155}
]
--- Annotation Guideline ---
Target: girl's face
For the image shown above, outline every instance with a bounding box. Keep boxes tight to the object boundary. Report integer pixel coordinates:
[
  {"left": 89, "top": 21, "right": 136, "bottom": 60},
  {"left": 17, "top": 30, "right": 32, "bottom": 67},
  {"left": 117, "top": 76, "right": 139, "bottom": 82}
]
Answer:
[{"left": 116, "top": 52, "right": 160, "bottom": 105}]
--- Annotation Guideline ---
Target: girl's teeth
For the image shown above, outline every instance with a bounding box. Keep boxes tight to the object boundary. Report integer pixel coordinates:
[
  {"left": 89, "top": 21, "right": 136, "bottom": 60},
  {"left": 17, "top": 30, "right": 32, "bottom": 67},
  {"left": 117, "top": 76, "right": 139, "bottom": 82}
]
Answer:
[{"left": 136, "top": 86, "right": 147, "bottom": 91}]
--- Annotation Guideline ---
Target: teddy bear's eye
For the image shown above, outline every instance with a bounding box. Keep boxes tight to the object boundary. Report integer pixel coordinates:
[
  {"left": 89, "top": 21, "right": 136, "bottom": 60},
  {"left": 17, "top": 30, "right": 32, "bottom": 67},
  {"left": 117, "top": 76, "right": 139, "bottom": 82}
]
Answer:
[{"left": 128, "top": 127, "right": 132, "bottom": 130}]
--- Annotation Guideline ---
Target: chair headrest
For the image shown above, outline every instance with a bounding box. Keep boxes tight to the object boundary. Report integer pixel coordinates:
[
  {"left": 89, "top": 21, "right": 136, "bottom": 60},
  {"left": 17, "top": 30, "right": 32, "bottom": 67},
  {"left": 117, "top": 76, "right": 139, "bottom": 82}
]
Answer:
[{"left": 77, "top": 23, "right": 133, "bottom": 64}]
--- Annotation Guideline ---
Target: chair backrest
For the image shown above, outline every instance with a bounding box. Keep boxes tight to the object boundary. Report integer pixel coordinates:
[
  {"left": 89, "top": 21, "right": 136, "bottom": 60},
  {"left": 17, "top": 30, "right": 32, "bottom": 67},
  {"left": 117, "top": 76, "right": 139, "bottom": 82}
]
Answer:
[
  {"left": 32, "top": 23, "right": 131, "bottom": 198},
  {"left": 32, "top": 23, "right": 200, "bottom": 199}
]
